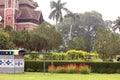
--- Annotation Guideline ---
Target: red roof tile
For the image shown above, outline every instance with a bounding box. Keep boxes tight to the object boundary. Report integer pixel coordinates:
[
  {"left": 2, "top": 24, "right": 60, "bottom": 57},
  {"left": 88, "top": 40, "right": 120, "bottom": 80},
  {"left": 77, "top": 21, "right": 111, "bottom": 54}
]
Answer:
[{"left": 16, "top": 7, "right": 44, "bottom": 23}]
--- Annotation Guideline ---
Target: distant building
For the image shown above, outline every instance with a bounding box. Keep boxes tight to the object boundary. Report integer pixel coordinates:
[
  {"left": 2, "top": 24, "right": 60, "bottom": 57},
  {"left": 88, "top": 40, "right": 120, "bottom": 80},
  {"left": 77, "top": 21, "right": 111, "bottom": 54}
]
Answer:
[{"left": 0, "top": 0, "right": 44, "bottom": 30}]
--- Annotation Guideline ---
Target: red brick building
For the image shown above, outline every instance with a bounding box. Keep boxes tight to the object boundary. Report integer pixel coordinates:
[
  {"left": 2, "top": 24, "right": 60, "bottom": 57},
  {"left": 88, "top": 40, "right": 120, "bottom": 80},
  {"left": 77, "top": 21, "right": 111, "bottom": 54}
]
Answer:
[{"left": 0, "top": 0, "right": 44, "bottom": 30}]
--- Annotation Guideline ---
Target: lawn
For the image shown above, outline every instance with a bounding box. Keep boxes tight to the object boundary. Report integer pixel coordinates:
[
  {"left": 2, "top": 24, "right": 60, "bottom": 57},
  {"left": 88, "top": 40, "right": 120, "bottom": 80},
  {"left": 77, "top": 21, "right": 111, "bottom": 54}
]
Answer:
[{"left": 0, "top": 72, "right": 120, "bottom": 80}]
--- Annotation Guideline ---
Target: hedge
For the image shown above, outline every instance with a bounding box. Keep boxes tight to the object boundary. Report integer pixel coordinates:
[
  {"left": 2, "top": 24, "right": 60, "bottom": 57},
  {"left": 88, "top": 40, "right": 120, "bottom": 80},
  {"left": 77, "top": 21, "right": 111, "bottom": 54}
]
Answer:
[{"left": 25, "top": 61, "right": 120, "bottom": 73}]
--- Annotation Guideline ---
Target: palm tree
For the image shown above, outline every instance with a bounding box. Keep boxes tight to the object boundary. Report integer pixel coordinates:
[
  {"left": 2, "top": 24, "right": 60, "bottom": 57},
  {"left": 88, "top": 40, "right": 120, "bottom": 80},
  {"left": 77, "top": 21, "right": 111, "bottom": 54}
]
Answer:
[{"left": 49, "top": 0, "right": 69, "bottom": 25}]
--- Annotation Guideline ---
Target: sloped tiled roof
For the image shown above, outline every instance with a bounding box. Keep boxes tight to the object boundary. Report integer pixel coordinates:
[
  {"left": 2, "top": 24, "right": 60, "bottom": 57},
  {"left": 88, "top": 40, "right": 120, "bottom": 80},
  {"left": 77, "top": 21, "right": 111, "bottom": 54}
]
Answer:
[
  {"left": 17, "top": 8, "right": 41, "bottom": 20},
  {"left": 15, "top": 7, "right": 43, "bottom": 24}
]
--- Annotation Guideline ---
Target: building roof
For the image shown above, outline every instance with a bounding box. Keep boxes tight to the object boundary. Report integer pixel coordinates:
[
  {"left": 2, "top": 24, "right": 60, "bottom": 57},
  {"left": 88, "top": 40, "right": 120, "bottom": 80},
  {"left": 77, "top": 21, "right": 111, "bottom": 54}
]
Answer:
[
  {"left": 16, "top": 7, "right": 43, "bottom": 22},
  {"left": 0, "top": 0, "right": 38, "bottom": 8}
]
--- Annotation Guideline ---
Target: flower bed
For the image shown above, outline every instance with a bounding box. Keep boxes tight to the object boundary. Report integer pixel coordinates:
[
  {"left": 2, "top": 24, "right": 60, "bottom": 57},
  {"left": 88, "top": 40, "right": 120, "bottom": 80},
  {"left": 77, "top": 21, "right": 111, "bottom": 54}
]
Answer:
[{"left": 48, "top": 64, "right": 91, "bottom": 74}]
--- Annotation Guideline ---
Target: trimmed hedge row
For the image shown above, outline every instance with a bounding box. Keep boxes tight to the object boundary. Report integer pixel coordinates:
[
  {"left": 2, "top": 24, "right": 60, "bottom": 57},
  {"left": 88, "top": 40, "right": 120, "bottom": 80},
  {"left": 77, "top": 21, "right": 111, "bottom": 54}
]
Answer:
[{"left": 25, "top": 61, "right": 120, "bottom": 73}]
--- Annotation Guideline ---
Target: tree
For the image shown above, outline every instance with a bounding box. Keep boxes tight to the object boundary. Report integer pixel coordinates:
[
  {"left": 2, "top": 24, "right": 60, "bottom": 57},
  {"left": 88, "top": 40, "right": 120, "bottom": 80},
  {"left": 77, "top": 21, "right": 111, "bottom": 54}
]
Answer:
[
  {"left": 58, "top": 11, "right": 106, "bottom": 52},
  {"left": 11, "top": 29, "right": 30, "bottom": 49},
  {"left": 49, "top": 0, "right": 69, "bottom": 25},
  {"left": 93, "top": 28, "right": 120, "bottom": 61},
  {"left": 0, "top": 28, "right": 13, "bottom": 49},
  {"left": 65, "top": 12, "right": 80, "bottom": 40},
  {"left": 67, "top": 37, "right": 87, "bottom": 51},
  {"left": 4, "top": 25, "right": 13, "bottom": 32},
  {"left": 20, "top": 29, "right": 30, "bottom": 49},
  {"left": 29, "top": 31, "right": 49, "bottom": 51},
  {"left": 112, "top": 17, "right": 120, "bottom": 31},
  {"left": 33, "top": 21, "right": 63, "bottom": 50}
]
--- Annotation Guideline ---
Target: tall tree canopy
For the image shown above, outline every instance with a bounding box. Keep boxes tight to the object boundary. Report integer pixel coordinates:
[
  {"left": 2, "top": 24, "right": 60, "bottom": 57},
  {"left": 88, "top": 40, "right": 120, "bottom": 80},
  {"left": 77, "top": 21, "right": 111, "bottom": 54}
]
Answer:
[
  {"left": 93, "top": 28, "right": 120, "bottom": 61},
  {"left": 58, "top": 11, "right": 106, "bottom": 51},
  {"left": 33, "top": 22, "right": 63, "bottom": 50}
]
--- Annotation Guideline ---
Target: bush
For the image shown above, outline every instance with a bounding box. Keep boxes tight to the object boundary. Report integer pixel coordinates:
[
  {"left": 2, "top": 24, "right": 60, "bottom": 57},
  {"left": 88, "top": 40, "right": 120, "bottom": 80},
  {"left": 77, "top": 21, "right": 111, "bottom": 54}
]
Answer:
[
  {"left": 116, "top": 69, "right": 120, "bottom": 73},
  {"left": 65, "top": 64, "right": 78, "bottom": 73},
  {"left": 48, "top": 65, "right": 56, "bottom": 73},
  {"left": 48, "top": 64, "right": 90, "bottom": 74},
  {"left": 56, "top": 66, "right": 66, "bottom": 73},
  {"left": 25, "top": 61, "right": 120, "bottom": 73},
  {"left": 79, "top": 65, "right": 91, "bottom": 74}
]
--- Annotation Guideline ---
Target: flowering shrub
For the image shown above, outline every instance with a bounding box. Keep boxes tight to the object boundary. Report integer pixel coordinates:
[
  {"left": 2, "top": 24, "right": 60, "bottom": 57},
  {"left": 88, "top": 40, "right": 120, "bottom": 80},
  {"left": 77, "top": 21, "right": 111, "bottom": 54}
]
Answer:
[
  {"left": 48, "top": 65, "right": 56, "bottom": 73},
  {"left": 56, "top": 66, "right": 66, "bottom": 73},
  {"left": 79, "top": 64, "right": 91, "bottom": 74},
  {"left": 48, "top": 64, "right": 91, "bottom": 74},
  {"left": 65, "top": 64, "right": 78, "bottom": 73}
]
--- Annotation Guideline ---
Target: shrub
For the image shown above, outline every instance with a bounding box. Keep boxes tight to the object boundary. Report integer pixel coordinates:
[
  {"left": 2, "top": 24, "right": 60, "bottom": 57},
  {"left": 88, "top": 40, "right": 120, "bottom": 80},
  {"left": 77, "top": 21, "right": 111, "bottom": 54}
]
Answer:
[
  {"left": 116, "top": 69, "right": 120, "bottom": 73},
  {"left": 79, "top": 65, "right": 91, "bottom": 74},
  {"left": 56, "top": 66, "right": 66, "bottom": 73},
  {"left": 65, "top": 64, "right": 78, "bottom": 73},
  {"left": 48, "top": 65, "right": 56, "bottom": 73},
  {"left": 47, "top": 64, "right": 91, "bottom": 74},
  {"left": 26, "top": 68, "right": 34, "bottom": 72},
  {"left": 25, "top": 61, "right": 120, "bottom": 73}
]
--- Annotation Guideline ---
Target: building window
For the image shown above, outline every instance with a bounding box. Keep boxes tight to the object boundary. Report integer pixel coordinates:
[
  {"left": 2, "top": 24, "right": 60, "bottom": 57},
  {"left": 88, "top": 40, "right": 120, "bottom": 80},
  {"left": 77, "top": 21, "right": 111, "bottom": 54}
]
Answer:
[{"left": 8, "top": 16, "right": 12, "bottom": 20}]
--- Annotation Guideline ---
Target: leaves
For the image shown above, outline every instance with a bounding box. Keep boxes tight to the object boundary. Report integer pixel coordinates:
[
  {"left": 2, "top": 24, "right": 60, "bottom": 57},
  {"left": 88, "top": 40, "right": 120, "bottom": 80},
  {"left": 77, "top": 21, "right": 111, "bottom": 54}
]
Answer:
[
  {"left": 49, "top": 0, "right": 69, "bottom": 24},
  {"left": 93, "top": 28, "right": 120, "bottom": 61}
]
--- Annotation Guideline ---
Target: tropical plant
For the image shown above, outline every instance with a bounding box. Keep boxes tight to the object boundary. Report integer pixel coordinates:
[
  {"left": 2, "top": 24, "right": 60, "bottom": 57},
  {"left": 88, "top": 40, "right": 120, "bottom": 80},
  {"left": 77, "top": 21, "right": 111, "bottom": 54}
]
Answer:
[{"left": 49, "top": 0, "right": 69, "bottom": 25}]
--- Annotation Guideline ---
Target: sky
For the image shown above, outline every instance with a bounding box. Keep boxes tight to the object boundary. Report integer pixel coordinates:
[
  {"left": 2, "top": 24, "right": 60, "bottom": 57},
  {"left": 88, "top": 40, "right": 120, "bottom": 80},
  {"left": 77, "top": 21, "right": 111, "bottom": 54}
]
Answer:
[{"left": 34, "top": 0, "right": 120, "bottom": 24}]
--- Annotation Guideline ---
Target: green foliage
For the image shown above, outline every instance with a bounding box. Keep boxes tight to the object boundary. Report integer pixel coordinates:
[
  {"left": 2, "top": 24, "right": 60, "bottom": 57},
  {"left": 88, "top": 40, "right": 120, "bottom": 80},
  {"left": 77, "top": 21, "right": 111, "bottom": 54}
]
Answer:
[
  {"left": 79, "top": 65, "right": 91, "bottom": 74},
  {"left": 66, "top": 50, "right": 98, "bottom": 60},
  {"left": 11, "top": 29, "right": 30, "bottom": 49},
  {"left": 29, "top": 52, "right": 39, "bottom": 61},
  {"left": 55, "top": 66, "right": 66, "bottom": 73},
  {"left": 49, "top": 0, "right": 69, "bottom": 24},
  {"left": 0, "top": 28, "right": 13, "bottom": 49},
  {"left": 58, "top": 11, "right": 105, "bottom": 52},
  {"left": 65, "top": 64, "right": 78, "bottom": 73},
  {"left": 29, "top": 31, "right": 49, "bottom": 51},
  {"left": 48, "top": 65, "right": 56, "bottom": 73},
  {"left": 25, "top": 61, "right": 120, "bottom": 73},
  {"left": 67, "top": 37, "right": 87, "bottom": 51},
  {"left": 48, "top": 64, "right": 90, "bottom": 74},
  {"left": 4, "top": 25, "right": 13, "bottom": 32},
  {"left": 34, "top": 22, "right": 63, "bottom": 50},
  {"left": 27, "top": 50, "right": 99, "bottom": 61},
  {"left": 93, "top": 28, "right": 120, "bottom": 61},
  {"left": 8, "top": 21, "right": 63, "bottom": 51}
]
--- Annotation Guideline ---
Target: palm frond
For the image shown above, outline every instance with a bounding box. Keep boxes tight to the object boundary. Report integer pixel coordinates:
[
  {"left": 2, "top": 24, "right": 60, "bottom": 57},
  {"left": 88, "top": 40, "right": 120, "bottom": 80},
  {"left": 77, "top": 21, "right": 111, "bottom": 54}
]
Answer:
[
  {"left": 62, "top": 8, "right": 71, "bottom": 14},
  {"left": 50, "top": 1, "right": 57, "bottom": 9},
  {"left": 61, "top": 2, "right": 67, "bottom": 7},
  {"left": 49, "top": 9, "right": 57, "bottom": 20}
]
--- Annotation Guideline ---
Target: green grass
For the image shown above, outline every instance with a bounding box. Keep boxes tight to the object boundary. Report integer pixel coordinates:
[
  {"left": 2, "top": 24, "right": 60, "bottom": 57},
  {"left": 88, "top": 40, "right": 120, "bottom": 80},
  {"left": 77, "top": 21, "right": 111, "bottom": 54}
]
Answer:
[{"left": 0, "top": 72, "right": 120, "bottom": 80}]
